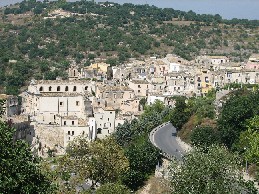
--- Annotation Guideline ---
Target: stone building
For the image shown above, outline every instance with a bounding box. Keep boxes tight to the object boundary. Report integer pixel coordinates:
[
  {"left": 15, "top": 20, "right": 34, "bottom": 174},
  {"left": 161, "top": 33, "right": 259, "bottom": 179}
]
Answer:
[
  {"left": 0, "top": 94, "right": 19, "bottom": 117},
  {"left": 94, "top": 107, "right": 116, "bottom": 139},
  {"left": 127, "top": 79, "right": 149, "bottom": 97},
  {"left": 20, "top": 79, "right": 96, "bottom": 154}
]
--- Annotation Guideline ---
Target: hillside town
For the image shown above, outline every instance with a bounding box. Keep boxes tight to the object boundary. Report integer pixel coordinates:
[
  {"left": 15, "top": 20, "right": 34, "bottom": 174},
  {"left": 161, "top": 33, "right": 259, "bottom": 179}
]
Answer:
[{"left": 1, "top": 53, "right": 259, "bottom": 156}]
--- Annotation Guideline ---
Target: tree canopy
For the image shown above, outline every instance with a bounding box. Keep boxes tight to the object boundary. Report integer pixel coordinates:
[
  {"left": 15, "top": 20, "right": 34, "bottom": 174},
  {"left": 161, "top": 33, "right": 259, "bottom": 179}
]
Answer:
[
  {"left": 57, "top": 137, "right": 129, "bottom": 192},
  {"left": 190, "top": 126, "right": 220, "bottom": 149},
  {"left": 169, "top": 145, "right": 257, "bottom": 194},
  {"left": 0, "top": 100, "right": 56, "bottom": 193},
  {"left": 218, "top": 90, "right": 259, "bottom": 149}
]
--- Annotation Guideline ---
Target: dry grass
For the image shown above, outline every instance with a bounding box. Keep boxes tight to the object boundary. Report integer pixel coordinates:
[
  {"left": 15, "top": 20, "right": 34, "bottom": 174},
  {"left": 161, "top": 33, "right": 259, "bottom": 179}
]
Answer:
[
  {"left": 137, "top": 176, "right": 171, "bottom": 194},
  {"left": 178, "top": 114, "right": 197, "bottom": 143},
  {"left": 178, "top": 115, "right": 217, "bottom": 144},
  {"left": 163, "top": 20, "right": 194, "bottom": 26},
  {"left": 6, "top": 11, "right": 34, "bottom": 25}
]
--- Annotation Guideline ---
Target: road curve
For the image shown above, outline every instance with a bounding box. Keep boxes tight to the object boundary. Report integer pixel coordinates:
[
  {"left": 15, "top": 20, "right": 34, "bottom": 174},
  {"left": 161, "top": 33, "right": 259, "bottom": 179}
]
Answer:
[{"left": 150, "top": 122, "right": 184, "bottom": 160}]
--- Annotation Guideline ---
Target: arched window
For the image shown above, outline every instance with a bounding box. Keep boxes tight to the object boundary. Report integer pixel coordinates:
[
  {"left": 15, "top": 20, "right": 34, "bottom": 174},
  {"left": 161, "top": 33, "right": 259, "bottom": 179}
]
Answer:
[
  {"left": 97, "top": 128, "right": 102, "bottom": 134},
  {"left": 57, "top": 86, "right": 60, "bottom": 91},
  {"left": 73, "top": 86, "right": 77, "bottom": 91},
  {"left": 39, "top": 86, "right": 43, "bottom": 91},
  {"left": 49, "top": 86, "right": 52, "bottom": 91},
  {"left": 65, "top": 86, "right": 68, "bottom": 91},
  {"left": 85, "top": 86, "right": 88, "bottom": 90}
]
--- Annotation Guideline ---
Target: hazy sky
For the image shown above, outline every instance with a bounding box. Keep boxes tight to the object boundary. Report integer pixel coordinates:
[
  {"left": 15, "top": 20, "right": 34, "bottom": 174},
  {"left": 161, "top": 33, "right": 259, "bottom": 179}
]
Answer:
[{"left": 0, "top": 0, "right": 258, "bottom": 20}]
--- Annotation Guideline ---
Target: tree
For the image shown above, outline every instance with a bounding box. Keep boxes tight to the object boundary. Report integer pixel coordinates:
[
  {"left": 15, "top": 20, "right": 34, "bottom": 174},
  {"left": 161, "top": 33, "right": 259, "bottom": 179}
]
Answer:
[
  {"left": 139, "top": 97, "right": 147, "bottom": 110},
  {"left": 57, "top": 137, "right": 129, "bottom": 192},
  {"left": 190, "top": 126, "right": 220, "bottom": 149},
  {"left": 191, "top": 91, "right": 216, "bottom": 121},
  {"left": 169, "top": 145, "right": 257, "bottom": 194},
  {"left": 142, "top": 100, "right": 165, "bottom": 117},
  {"left": 218, "top": 91, "right": 259, "bottom": 149},
  {"left": 0, "top": 103, "right": 56, "bottom": 193},
  {"left": 236, "top": 115, "right": 259, "bottom": 164},
  {"left": 170, "top": 97, "right": 191, "bottom": 130},
  {"left": 106, "top": 58, "right": 118, "bottom": 66},
  {"left": 95, "top": 183, "right": 131, "bottom": 194},
  {"left": 122, "top": 136, "right": 160, "bottom": 190},
  {"left": 88, "top": 53, "right": 95, "bottom": 60}
]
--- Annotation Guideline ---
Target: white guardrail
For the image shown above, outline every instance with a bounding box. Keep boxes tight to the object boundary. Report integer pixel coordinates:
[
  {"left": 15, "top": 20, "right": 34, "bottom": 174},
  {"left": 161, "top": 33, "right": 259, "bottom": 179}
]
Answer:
[{"left": 149, "top": 121, "right": 170, "bottom": 147}]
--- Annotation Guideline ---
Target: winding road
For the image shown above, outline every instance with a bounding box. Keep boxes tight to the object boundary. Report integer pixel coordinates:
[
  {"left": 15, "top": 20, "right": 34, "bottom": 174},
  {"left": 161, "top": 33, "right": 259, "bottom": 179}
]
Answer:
[{"left": 150, "top": 122, "right": 184, "bottom": 160}]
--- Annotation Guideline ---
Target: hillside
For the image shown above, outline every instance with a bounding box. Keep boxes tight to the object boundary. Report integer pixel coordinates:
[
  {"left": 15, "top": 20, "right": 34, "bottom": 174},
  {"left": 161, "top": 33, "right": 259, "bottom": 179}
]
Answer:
[{"left": 0, "top": 0, "right": 259, "bottom": 94}]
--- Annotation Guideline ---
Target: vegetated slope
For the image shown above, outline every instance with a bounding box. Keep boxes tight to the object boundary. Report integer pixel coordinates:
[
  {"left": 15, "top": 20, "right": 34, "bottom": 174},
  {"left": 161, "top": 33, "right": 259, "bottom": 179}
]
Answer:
[{"left": 0, "top": 0, "right": 258, "bottom": 94}]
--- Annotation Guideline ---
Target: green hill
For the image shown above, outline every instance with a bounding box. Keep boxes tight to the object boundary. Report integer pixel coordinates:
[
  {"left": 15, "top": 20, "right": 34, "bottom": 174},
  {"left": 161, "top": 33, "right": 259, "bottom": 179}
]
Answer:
[{"left": 0, "top": 0, "right": 259, "bottom": 94}]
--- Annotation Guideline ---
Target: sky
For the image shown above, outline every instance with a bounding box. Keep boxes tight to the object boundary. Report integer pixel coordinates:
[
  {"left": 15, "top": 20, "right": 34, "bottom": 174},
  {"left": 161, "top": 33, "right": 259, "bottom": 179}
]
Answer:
[{"left": 0, "top": 0, "right": 258, "bottom": 20}]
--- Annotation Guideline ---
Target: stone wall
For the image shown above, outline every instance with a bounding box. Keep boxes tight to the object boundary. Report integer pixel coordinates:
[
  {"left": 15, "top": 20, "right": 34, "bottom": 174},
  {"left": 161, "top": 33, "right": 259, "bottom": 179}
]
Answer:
[{"left": 32, "top": 124, "right": 64, "bottom": 157}]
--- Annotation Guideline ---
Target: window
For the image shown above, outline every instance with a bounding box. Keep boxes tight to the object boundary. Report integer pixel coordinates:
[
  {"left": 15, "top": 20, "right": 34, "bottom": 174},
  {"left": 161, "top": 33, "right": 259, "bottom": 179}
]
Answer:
[
  {"left": 39, "top": 86, "right": 43, "bottom": 91},
  {"left": 49, "top": 86, "right": 52, "bottom": 91},
  {"left": 73, "top": 86, "right": 77, "bottom": 91},
  {"left": 138, "top": 85, "right": 141, "bottom": 88},
  {"left": 65, "top": 86, "right": 68, "bottom": 91},
  {"left": 76, "top": 101, "right": 80, "bottom": 106},
  {"left": 108, "top": 118, "right": 110, "bottom": 121},
  {"left": 60, "top": 102, "right": 64, "bottom": 106},
  {"left": 110, "top": 123, "right": 111, "bottom": 127},
  {"left": 138, "top": 90, "right": 140, "bottom": 93},
  {"left": 72, "top": 131, "right": 74, "bottom": 136},
  {"left": 97, "top": 128, "right": 102, "bottom": 134},
  {"left": 85, "top": 86, "right": 88, "bottom": 90},
  {"left": 68, "top": 130, "right": 70, "bottom": 135},
  {"left": 110, "top": 112, "right": 112, "bottom": 114},
  {"left": 114, "top": 94, "right": 116, "bottom": 99},
  {"left": 57, "top": 86, "right": 60, "bottom": 91},
  {"left": 64, "top": 121, "right": 66, "bottom": 125},
  {"left": 72, "top": 121, "right": 74, "bottom": 125}
]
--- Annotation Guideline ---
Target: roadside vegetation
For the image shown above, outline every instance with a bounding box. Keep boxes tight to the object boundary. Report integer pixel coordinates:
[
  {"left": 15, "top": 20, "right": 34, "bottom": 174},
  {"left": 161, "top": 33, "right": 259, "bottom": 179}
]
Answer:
[{"left": 172, "top": 89, "right": 259, "bottom": 193}]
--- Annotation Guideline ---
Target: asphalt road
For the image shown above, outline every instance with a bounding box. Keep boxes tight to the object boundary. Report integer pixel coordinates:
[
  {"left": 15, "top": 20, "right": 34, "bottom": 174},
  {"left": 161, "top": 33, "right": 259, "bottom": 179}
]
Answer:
[{"left": 153, "top": 122, "right": 184, "bottom": 160}]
